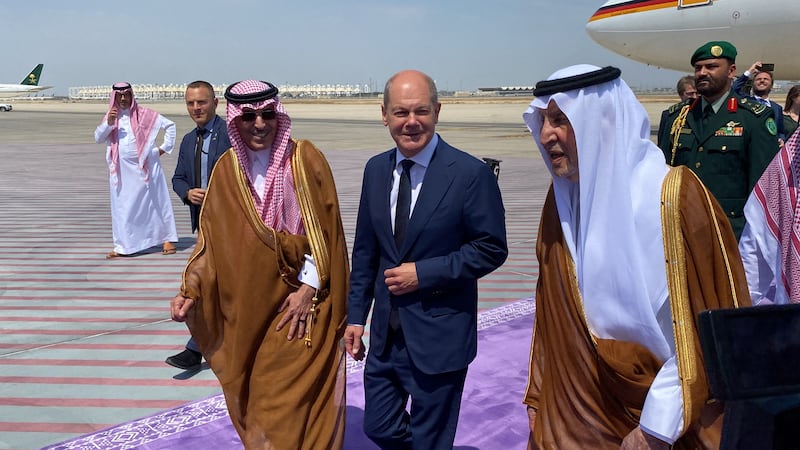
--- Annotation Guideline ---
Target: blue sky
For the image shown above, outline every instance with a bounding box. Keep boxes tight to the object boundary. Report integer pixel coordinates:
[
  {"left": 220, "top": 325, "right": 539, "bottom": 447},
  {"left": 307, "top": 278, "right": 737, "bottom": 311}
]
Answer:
[{"left": 0, "top": 0, "right": 689, "bottom": 96}]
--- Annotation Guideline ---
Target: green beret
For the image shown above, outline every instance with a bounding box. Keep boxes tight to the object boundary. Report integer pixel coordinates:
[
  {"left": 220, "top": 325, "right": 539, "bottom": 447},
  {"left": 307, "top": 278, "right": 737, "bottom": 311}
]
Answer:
[{"left": 691, "top": 41, "right": 737, "bottom": 65}]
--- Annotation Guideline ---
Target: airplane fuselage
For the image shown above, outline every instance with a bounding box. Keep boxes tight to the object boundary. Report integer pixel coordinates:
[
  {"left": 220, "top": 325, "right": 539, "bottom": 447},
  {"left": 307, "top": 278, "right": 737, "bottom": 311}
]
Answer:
[
  {"left": 0, "top": 84, "right": 52, "bottom": 99},
  {"left": 587, "top": 0, "right": 800, "bottom": 79}
]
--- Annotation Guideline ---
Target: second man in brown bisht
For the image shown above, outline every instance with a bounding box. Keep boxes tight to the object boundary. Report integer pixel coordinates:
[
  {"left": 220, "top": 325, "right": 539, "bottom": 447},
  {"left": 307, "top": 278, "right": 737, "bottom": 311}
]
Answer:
[{"left": 523, "top": 65, "right": 750, "bottom": 449}]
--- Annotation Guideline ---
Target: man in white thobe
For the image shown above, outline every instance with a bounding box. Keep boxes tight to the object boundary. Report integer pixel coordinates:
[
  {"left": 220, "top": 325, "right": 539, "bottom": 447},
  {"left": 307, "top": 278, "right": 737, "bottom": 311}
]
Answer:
[{"left": 94, "top": 82, "right": 178, "bottom": 258}]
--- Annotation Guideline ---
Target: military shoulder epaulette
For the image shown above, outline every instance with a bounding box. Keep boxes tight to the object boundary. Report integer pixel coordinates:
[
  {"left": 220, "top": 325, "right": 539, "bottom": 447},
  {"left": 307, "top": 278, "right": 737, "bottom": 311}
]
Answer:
[
  {"left": 668, "top": 100, "right": 689, "bottom": 115},
  {"left": 738, "top": 97, "right": 769, "bottom": 116}
]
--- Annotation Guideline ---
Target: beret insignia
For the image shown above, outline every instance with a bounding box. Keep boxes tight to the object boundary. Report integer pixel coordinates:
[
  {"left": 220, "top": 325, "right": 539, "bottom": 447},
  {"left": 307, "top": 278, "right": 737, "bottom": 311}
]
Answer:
[{"left": 691, "top": 41, "right": 737, "bottom": 65}]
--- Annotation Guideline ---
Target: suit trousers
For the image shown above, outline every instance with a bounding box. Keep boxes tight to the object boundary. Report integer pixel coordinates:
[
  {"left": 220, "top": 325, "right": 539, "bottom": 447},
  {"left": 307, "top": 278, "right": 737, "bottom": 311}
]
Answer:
[{"left": 363, "top": 328, "right": 468, "bottom": 450}]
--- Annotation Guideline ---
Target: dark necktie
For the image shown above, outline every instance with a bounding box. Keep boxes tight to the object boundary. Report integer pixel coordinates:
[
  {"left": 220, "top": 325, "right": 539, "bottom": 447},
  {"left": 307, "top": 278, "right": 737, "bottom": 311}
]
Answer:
[
  {"left": 390, "top": 159, "right": 414, "bottom": 332},
  {"left": 194, "top": 128, "right": 205, "bottom": 188},
  {"left": 394, "top": 159, "right": 414, "bottom": 248},
  {"left": 701, "top": 104, "right": 713, "bottom": 134},
  {"left": 703, "top": 104, "right": 713, "bottom": 119}
]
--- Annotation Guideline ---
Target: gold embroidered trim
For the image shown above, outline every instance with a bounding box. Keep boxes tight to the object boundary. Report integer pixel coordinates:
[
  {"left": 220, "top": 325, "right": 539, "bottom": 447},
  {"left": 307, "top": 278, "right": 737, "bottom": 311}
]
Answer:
[
  {"left": 291, "top": 140, "right": 333, "bottom": 348},
  {"left": 291, "top": 139, "right": 331, "bottom": 285},
  {"left": 669, "top": 104, "right": 691, "bottom": 165},
  {"left": 662, "top": 168, "right": 740, "bottom": 431},
  {"left": 661, "top": 166, "right": 695, "bottom": 429}
]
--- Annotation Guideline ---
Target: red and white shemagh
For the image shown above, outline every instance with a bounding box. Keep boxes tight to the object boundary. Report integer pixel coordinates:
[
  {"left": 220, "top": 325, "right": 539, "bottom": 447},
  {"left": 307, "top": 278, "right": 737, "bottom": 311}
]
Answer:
[
  {"left": 103, "top": 82, "right": 159, "bottom": 186},
  {"left": 751, "top": 130, "right": 800, "bottom": 303},
  {"left": 226, "top": 80, "right": 303, "bottom": 234}
]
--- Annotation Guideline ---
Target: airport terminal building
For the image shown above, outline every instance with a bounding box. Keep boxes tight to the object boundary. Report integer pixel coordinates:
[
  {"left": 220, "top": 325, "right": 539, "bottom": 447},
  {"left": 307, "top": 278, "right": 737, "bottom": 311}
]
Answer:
[
  {"left": 68, "top": 82, "right": 369, "bottom": 100},
  {"left": 477, "top": 86, "right": 535, "bottom": 97}
]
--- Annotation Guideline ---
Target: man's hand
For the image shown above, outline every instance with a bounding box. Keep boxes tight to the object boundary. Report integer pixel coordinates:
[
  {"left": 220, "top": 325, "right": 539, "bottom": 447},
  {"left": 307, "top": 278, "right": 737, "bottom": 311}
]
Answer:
[
  {"left": 620, "top": 427, "right": 670, "bottom": 450},
  {"left": 107, "top": 107, "right": 118, "bottom": 125},
  {"left": 276, "top": 284, "right": 315, "bottom": 340},
  {"left": 171, "top": 294, "right": 195, "bottom": 322},
  {"left": 749, "top": 60, "right": 764, "bottom": 75},
  {"left": 187, "top": 188, "right": 206, "bottom": 206},
  {"left": 344, "top": 325, "right": 366, "bottom": 360},
  {"left": 384, "top": 262, "right": 418, "bottom": 296}
]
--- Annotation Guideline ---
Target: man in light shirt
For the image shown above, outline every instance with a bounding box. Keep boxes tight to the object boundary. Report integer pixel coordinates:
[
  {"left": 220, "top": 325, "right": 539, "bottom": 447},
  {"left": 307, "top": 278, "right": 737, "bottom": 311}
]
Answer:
[{"left": 94, "top": 82, "right": 178, "bottom": 258}]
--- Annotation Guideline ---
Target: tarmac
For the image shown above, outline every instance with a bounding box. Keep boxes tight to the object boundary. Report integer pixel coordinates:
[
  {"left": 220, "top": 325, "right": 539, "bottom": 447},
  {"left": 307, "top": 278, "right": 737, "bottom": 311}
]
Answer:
[{"left": 0, "top": 96, "right": 674, "bottom": 449}]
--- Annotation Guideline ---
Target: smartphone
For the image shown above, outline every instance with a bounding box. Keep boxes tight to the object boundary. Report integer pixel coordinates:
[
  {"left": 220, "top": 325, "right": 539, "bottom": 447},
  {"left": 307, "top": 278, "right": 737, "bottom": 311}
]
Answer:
[{"left": 759, "top": 63, "right": 775, "bottom": 72}]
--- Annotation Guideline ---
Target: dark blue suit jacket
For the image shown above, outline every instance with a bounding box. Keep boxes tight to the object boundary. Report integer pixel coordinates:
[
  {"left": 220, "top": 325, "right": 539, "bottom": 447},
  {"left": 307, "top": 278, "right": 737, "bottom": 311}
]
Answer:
[
  {"left": 172, "top": 115, "right": 231, "bottom": 232},
  {"left": 348, "top": 137, "right": 508, "bottom": 375},
  {"left": 733, "top": 74, "right": 785, "bottom": 140}
]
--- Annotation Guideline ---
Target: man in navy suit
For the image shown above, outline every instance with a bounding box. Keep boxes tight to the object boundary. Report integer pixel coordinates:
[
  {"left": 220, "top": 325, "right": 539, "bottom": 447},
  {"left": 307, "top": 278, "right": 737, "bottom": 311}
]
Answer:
[
  {"left": 345, "top": 70, "right": 508, "bottom": 449},
  {"left": 733, "top": 61, "right": 786, "bottom": 143},
  {"left": 166, "top": 80, "right": 231, "bottom": 370}
]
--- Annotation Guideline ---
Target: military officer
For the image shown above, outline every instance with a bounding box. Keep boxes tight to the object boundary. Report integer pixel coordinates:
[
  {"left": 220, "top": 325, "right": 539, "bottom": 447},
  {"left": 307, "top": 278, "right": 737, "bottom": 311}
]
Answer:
[{"left": 658, "top": 40, "right": 780, "bottom": 239}]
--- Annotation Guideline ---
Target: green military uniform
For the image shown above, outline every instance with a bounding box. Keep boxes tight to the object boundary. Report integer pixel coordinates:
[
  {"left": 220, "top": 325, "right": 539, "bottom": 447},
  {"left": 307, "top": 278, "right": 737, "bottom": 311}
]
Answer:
[{"left": 658, "top": 90, "right": 779, "bottom": 239}]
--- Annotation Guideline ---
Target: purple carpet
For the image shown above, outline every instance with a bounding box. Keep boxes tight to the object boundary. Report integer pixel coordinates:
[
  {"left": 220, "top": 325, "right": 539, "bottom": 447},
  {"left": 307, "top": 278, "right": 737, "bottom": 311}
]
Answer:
[{"left": 44, "top": 299, "right": 535, "bottom": 450}]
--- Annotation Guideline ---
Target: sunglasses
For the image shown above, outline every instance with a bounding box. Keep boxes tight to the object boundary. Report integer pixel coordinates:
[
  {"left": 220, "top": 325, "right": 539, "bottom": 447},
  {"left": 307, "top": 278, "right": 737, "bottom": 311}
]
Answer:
[{"left": 241, "top": 109, "right": 277, "bottom": 122}]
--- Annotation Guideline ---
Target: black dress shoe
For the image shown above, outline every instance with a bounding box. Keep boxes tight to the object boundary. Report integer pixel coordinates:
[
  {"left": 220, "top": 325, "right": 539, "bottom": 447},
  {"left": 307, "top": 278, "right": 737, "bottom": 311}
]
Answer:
[{"left": 165, "top": 348, "right": 202, "bottom": 370}]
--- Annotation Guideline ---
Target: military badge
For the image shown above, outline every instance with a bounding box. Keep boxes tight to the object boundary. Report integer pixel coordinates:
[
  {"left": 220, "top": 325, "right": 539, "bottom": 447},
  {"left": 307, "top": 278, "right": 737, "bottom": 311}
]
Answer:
[
  {"left": 715, "top": 122, "right": 743, "bottom": 137},
  {"left": 711, "top": 45, "right": 723, "bottom": 57},
  {"left": 766, "top": 117, "right": 778, "bottom": 136}
]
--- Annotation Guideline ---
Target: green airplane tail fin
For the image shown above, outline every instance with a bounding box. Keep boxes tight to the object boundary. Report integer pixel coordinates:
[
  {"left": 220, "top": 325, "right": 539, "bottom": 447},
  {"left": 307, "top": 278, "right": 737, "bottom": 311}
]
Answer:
[{"left": 20, "top": 64, "right": 44, "bottom": 86}]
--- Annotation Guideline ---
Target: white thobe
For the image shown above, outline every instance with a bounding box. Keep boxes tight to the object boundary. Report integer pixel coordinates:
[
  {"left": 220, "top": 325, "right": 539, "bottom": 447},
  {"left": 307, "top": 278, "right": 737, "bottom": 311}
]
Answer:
[
  {"left": 95, "top": 111, "right": 178, "bottom": 255},
  {"left": 243, "top": 146, "right": 319, "bottom": 288},
  {"left": 740, "top": 198, "right": 785, "bottom": 305}
]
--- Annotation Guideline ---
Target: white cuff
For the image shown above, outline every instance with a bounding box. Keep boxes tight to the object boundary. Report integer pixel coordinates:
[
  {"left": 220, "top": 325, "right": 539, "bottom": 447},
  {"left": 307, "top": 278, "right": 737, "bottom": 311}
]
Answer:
[
  {"left": 639, "top": 356, "right": 683, "bottom": 444},
  {"left": 297, "top": 253, "right": 319, "bottom": 289}
]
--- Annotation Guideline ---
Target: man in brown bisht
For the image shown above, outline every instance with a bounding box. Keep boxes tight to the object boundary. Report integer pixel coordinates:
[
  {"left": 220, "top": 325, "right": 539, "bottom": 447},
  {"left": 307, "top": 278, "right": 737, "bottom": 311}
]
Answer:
[
  {"left": 521, "top": 65, "right": 750, "bottom": 449},
  {"left": 170, "top": 80, "right": 348, "bottom": 449}
]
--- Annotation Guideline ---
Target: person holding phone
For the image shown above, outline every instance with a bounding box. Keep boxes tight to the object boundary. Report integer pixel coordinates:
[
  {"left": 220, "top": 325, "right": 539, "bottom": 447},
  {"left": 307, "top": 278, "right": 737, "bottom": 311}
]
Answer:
[{"left": 733, "top": 60, "right": 786, "bottom": 143}]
